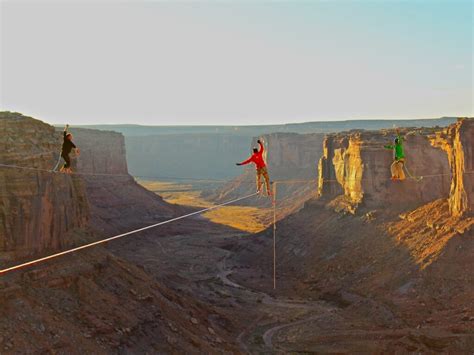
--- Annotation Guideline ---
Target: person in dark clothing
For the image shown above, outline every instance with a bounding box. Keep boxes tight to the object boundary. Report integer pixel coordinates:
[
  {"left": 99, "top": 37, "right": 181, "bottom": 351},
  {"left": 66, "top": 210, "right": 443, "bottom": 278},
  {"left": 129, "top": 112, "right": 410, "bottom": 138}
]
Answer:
[{"left": 60, "top": 124, "right": 79, "bottom": 173}]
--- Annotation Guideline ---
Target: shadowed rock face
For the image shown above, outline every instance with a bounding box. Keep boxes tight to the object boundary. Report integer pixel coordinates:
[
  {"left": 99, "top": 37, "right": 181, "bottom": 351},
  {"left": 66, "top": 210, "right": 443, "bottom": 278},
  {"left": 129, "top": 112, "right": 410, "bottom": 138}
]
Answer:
[
  {"left": 0, "top": 114, "right": 178, "bottom": 257},
  {"left": 430, "top": 118, "right": 473, "bottom": 217},
  {"left": 0, "top": 112, "right": 89, "bottom": 255},
  {"left": 73, "top": 128, "right": 128, "bottom": 175},
  {"left": 70, "top": 128, "right": 178, "bottom": 236},
  {"left": 318, "top": 128, "right": 451, "bottom": 212}
]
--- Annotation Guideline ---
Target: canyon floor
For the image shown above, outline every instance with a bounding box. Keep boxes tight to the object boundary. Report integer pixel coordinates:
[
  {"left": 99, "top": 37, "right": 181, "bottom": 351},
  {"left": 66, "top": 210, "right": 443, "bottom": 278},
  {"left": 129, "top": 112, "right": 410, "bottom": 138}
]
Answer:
[
  {"left": 1, "top": 179, "right": 472, "bottom": 353},
  {"left": 2, "top": 114, "right": 472, "bottom": 353},
  {"left": 111, "top": 181, "right": 335, "bottom": 353},
  {"left": 1, "top": 177, "right": 472, "bottom": 353},
  {"left": 109, "top": 181, "right": 474, "bottom": 353}
]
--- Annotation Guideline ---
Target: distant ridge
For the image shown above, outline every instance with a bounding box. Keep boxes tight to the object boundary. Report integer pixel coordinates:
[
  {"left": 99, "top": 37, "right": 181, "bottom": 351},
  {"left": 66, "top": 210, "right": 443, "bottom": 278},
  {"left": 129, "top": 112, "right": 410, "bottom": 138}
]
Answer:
[
  {"left": 68, "top": 117, "right": 458, "bottom": 137},
  {"left": 42, "top": 114, "right": 462, "bottom": 181}
]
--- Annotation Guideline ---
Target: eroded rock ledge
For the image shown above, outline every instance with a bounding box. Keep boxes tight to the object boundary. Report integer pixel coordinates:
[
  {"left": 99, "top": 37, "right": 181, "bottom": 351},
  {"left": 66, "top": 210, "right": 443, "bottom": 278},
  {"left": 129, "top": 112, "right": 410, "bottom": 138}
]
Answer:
[{"left": 430, "top": 118, "right": 473, "bottom": 217}]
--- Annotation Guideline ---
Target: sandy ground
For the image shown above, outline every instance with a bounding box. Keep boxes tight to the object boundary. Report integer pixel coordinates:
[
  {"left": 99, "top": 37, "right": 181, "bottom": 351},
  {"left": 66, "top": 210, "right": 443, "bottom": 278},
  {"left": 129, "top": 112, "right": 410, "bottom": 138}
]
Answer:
[{"left": 138, "top": 179, "right": 271, "bottom": 233}]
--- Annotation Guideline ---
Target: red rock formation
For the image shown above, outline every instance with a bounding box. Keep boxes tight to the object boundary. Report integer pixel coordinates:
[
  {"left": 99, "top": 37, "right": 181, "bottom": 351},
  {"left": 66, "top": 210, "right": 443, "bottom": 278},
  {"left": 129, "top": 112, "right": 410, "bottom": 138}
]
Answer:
[
  {"left": 430, "top": 118, "right": 473, "bottom": 217},
  {"left": 0, "top": 113, "right": 178, "bottom": 258},
  {"left": 0, "top": 112, "right": 89, "bottom": 255},
  {"left": 231, "top": 121, "right": 473, "bottom": 353},
  {"left": 318, "top": 128, "right": 451, "bottom": 212}
]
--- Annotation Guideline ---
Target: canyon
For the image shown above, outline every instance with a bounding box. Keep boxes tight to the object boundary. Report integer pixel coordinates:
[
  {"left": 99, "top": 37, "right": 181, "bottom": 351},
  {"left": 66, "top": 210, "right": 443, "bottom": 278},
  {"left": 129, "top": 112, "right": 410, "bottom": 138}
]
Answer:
[
  {"left": 78, "top": 117, "right": 458, "bottom": 181},
  {"left": 0, "top": 113, "right": 240, "bottom": 353},
  {"left": 231, "top": 118, "right": 474, "bottom": 352},
  {"left": 0, "top": 112, "right": 472, "bottom": 353}
]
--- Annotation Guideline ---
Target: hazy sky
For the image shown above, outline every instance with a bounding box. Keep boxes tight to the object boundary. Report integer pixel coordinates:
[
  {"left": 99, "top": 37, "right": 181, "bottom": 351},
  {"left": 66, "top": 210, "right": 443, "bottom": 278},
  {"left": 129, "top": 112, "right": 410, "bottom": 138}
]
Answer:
[{"left": 0, "top": 0, "right": 472, "bottom": 125}]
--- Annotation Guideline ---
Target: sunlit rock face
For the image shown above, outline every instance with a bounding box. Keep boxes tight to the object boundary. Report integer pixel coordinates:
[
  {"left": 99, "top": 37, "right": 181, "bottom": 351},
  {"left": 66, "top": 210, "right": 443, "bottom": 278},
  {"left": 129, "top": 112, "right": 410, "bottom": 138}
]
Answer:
[
  {"left": 431, "top": 118, "right": 473, "bottom": 217},
  {"left": 0, "top": 112, "right": 89, "bottom": 255},
  {"left": 318, "top": 128, "right": 451, "bottom": 212}
]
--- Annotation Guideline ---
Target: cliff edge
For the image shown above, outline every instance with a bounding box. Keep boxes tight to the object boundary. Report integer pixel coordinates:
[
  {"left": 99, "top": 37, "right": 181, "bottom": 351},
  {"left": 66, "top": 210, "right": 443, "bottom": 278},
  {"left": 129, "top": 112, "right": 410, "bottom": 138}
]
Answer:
[
  {"left": 431, "top": 118, "right": 473, "bottom": 217},
  {"left": 0, "top": 112, "right": 89, "bottom": 257}
]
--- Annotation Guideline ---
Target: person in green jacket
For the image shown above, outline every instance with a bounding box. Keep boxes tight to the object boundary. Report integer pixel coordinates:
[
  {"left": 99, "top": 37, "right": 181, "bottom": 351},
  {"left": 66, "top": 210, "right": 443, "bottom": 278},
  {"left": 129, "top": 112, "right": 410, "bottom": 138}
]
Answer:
[{"left": 384, "top": 129, "right": 406, "bottom": 180}]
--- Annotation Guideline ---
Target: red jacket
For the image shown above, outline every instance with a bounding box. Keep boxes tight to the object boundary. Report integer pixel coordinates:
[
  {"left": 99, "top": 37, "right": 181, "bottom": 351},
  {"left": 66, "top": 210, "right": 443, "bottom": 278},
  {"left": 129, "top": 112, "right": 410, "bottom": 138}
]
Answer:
[{"left": 239, "top": 141, "right": 266, "bottom": 169}]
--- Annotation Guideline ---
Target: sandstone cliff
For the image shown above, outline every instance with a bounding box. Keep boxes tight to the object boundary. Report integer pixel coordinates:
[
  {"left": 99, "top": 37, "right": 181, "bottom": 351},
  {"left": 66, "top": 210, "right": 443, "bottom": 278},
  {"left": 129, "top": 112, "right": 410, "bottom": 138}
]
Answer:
[
  {"left": 318, "top": 128, "right": 451, "bottom": 212},
  {"left": 0, "top": 113, "right": 178, "bottom": 258},
  {"left": 430, "top": 118, "right": 473, "bottom": 217},
  {"left": 73, "top": 128, "right": 128, "bottom": 175},
  {"left": 0, "top": 112, "right": 89, "bottom": 256},
  {"left": 0, "top": 113, "right": 232, "bottom": 353}
]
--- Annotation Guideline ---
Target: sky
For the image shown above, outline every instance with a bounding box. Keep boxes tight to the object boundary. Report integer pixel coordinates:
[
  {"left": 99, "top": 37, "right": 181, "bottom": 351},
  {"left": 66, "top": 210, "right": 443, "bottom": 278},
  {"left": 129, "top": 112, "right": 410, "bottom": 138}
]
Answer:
[{"left": 0, "top": 0, "right": 472, "bottom": 126}]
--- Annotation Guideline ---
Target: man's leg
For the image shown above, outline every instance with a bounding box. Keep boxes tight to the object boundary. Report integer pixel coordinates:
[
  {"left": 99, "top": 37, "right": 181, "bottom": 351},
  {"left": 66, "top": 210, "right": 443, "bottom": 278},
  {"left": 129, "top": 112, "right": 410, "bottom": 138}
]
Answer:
[
  {"left": 263, "top": 168, "right": 271, "bottom": 195},
  {"left": 398, "top": 159, "right": 406, "bottom": 180},
  {"left": 59, "top": 154, "right": 66, "bottom": 173},
  {"left": 63, "top": 154, "right": 71, "bottom": 173},
  {"left": 390, "top": 160, "right": 397, "bottom": 179},
  {"left": 256, "top": 170, "right": 263, "bottom": 193}
]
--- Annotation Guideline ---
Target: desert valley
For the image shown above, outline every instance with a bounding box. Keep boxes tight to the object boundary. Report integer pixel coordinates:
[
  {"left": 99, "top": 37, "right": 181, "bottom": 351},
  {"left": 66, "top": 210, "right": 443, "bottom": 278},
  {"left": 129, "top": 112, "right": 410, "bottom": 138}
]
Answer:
[{"left": 0, "top": 112, "right": 472, "bottom": 353}]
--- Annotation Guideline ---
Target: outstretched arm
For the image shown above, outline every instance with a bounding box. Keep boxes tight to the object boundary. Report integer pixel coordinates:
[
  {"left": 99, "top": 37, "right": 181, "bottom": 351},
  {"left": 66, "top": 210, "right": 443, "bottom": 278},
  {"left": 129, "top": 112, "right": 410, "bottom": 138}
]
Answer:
[
  {"left": 64, "top": 124, "right": 69, "bottom": 139},
  {"left": 258, "top": 139, "right": 264, "bottom": 154},
  {"left": 236, "top": 157, "right": 253, "bottom": 166},
  {"left": 384, "top": 144, "right": 394, "bottom": 150}
]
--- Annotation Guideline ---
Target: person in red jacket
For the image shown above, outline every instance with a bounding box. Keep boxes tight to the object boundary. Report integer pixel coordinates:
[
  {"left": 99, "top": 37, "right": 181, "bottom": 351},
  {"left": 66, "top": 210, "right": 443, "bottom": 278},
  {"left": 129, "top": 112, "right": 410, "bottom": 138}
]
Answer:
[{"left": 236, "top": 139, "right": 271, "bottom": 196}]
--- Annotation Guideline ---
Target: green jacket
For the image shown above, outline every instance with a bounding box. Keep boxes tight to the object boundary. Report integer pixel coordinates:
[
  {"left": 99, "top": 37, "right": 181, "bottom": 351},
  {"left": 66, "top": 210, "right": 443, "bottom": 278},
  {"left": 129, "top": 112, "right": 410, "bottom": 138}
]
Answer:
[{"left": 384, "top": 135, "right": 405, "bottom": 160}]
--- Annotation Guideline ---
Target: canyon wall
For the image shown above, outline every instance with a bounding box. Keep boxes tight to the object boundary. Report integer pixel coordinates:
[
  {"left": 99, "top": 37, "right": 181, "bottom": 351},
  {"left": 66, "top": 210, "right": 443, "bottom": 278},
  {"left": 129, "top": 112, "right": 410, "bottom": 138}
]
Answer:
[
  {"left": 73, "top": 128, "right": 128, "bottom": 175},
  {"left": 71, "top": 128, "right": 179, "bottom": 236},
  {"left": 215, "top": 126, "right": 454, "bottom": 216},
  {"left": 125, "top": 134, "right": 250, "bottom": 180},
  {"left": 0, "top": 114, "right": 178, "bottom": 260},
  {"left": 431, "top": 118, "right": 473, "bottom": 217},
  {"left": 0, "top": 112, "right": 89, "bottom": 256},
  {"left": 318, "top": 128, "right": 451, "bottom": 212},
  {"left": 114, "top": 117, "right": 456, "bottom": 181},
  {"left": 233, "top": 120, "right": 473, "bottom": 352}
]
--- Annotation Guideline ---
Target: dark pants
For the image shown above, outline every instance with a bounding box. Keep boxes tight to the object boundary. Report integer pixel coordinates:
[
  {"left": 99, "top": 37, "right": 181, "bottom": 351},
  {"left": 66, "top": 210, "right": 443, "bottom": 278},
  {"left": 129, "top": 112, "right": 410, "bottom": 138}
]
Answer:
[{"left": 61, "top": 152, "right": 71, "bottom": 169}]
